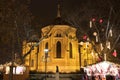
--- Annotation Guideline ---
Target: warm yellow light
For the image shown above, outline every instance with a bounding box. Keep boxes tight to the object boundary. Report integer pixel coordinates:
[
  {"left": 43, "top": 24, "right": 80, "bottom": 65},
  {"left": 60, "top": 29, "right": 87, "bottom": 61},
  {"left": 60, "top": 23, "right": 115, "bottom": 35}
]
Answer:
[
  {"left": 79, "top": 41, "right": 83, "bottom": 45},
  {"left": 93, "top": 32, "right": 97, "bottom": 36}
]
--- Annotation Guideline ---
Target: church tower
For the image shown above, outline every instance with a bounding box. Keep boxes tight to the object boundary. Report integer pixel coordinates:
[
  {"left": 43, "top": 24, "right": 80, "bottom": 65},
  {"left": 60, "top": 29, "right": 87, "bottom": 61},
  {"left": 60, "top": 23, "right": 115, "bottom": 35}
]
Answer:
[{"left": 22, "top": 3, "right": 80, "bottom": 73}]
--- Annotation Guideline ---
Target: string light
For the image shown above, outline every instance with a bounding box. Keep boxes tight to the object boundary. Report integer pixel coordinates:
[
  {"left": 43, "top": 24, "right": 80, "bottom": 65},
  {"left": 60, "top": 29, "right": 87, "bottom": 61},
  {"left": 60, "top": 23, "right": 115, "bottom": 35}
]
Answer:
[
  {"left": 99, "top": 19, "right": 103, "bottom": 23},
  {"left": 112, "top": 50, "right": 117, "bottom": 57}
]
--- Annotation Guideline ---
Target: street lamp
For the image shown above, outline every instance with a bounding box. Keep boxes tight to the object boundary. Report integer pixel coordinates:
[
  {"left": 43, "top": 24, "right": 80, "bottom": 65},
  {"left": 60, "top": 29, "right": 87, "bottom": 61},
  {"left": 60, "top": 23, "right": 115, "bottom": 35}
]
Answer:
[{"left": 44, "top": 49, "right": 49, "bottom": 80}]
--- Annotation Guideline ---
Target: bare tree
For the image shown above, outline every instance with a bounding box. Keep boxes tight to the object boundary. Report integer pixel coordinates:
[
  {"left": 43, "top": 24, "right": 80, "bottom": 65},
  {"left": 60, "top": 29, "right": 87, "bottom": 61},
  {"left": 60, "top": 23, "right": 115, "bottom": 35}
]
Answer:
[
  {"left": 63, "top": 0, "right": 120, "bottom": 63},
  {"left": 0, "top": 0, "right": 36, "bottom": 64}
]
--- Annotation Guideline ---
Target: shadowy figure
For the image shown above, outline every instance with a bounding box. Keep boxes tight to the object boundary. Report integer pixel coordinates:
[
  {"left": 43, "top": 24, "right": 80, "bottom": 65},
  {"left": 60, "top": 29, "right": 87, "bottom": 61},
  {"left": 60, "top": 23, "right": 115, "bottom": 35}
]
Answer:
[{"left": 56, "top": 66, "right": 59, "bottom": 72}]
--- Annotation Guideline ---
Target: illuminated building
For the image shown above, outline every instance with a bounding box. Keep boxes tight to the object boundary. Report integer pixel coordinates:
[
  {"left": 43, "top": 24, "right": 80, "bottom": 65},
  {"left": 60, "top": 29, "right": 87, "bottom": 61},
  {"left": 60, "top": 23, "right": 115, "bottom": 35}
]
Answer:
[
  {"left": 79, "top": 42, "right": 98, "bottom": 67},
  {"left": 23, "top": 24, "right": 80, "bottom": 73},
  {"left": 22, "top": 4, "right": 98, "bottom": 73}
]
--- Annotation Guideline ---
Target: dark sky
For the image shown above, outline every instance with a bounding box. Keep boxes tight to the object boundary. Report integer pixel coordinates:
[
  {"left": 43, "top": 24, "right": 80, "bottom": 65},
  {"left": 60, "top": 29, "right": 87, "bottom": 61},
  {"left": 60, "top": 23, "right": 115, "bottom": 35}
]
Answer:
[
  {"left": 30, "top": 0, "right": 57, "bottom": 25},
  {"left": 28, "top": 0, "right": 120, "bottom": 35},
  {"left": 29, "top": 0, "right": 83, "bottom": 25},
  {"left": 29, "top": 0, "right": 120, "bottom": 27}
]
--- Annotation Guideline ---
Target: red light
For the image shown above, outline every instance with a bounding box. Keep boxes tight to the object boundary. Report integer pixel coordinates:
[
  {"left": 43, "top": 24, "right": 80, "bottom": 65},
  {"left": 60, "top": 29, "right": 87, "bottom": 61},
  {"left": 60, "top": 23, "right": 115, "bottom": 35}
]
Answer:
[
  {"left": 83, "top": 35, "right": 87, "bottom": 40},
  {"left": 99, "top": 19, "right": 103, "bottom": 23},
  {"left": 112, "top": 50, "right": 117, "bottom": 57},
  {"left": 92, "top": 18, "right": 96, "bottom": 22}
]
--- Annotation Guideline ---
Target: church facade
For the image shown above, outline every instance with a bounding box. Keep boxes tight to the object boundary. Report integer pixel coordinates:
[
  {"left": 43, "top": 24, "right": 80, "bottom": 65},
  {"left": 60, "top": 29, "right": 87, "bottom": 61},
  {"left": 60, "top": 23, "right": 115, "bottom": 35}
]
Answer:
[
  {"left": 22, "top": 4, "right": 98, "bottom": 73},
  {"left": 23, "top": 24, "right": 80, "bottom": 73},
  {"left": 22, "top": 23, "right": 98, "bottom": 73}
]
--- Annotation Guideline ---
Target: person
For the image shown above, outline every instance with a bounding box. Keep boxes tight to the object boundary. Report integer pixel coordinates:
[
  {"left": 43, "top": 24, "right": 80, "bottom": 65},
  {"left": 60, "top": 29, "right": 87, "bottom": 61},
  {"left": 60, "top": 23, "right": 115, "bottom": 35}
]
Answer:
[
  {"left": 91, "top": 75, "right": 95, "bottom": 80},
  {"left": 56, "top": 66, "right": 59, "bottom": 72},
  {"left": 106, "top": 75, "right": 114, "bottom": 80},
  {"left": 55, "top": 66, "right": 59, "bottom": 80},
  {"left": 115, "top": 74, "right": 119, "bottom": 80},
  {"left": 98, "top": 75, "right": 102, "bottom": 80},
  {"left": 0, "top": 71, "right": 3, "bottom": 80},
  {"left": 83, "top": 73, "right": 88, "bottom": 80}
]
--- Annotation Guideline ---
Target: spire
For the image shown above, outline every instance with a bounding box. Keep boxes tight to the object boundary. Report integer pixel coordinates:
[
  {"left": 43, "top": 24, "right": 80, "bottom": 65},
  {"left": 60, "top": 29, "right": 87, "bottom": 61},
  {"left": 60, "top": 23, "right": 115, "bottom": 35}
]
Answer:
[
  {"left": 57, "top": 1, "right": 61, "bottom": 18},
  {"left": 52, "top": 0, "right": 70, "bottom": 25}
]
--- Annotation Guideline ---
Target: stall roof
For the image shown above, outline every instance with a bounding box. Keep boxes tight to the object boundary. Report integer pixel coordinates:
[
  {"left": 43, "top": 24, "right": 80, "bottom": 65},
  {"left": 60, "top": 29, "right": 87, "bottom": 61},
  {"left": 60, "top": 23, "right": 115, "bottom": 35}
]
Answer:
[{"left": 84, "top": 61, "right": 120, "bottom": 76}]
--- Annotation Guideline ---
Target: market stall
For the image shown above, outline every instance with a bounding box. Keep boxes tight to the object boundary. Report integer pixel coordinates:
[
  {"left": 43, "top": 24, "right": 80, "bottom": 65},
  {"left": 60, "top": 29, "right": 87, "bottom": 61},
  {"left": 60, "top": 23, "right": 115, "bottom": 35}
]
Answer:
[
  {"left": 0, "top": 62, "right": 29, "bottom": 80},
  {"left": 84, "top": 61, "right": 120, "bottom": 79}
]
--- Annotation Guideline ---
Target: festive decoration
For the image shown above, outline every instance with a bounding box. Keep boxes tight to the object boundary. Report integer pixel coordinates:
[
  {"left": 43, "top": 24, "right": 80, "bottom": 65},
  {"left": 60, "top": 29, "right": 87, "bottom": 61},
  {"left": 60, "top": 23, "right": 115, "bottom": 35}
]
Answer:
[
  {"left": 112, "top": 50, "right": 117, "bottom": 57},
  {"left": 106, "top": 41, "right": 111, "bottom": 49},
  {"left": 109, "top": 28, "right": 113, "bottom": 37},
  {"left": 90, "top": 21, "right": 92, "bottom": 28},
  {"left": 84, "top": 61, "right": 120, "bottom": 76},
  {"left": 99, "top": 19, "right": 103, "bottom": 23},
  {"left": 92, "top": 18, "right": 96, "bottom": 22},
  {"left": 83, "top": 35, "right": 87, "bottom": 40},
  {"left": 100, "top": 43, "right": 103, "bottom": 51}
]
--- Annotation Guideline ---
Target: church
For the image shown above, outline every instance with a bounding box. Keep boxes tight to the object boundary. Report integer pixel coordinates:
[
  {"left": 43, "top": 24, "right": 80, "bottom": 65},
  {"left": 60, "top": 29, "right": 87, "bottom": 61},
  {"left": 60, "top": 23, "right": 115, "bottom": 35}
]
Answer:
[{"left": 22, "top": 4, "right": 97, "bottom": 73}]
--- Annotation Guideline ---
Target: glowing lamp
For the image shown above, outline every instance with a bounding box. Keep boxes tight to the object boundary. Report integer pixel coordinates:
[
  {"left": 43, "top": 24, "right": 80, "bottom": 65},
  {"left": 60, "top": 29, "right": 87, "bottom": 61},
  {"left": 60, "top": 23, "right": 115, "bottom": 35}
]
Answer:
[
  {"left": 92, "top": 18, "right": 96, "bottom": 22},
  {"left": 99, "top": 19, "right": 103, "bottom": 23},
  {"left": 83, "top": 35, "right": 87, "bottom": 40},
  {"left": 93, "top": 32, "right": 97, "bottom": 36},
  {"left": 44, "top": 49, "right": 49, "bottom": 58},
  {"left": 112, "top": 50, "right": 117, "bottom": 57}
]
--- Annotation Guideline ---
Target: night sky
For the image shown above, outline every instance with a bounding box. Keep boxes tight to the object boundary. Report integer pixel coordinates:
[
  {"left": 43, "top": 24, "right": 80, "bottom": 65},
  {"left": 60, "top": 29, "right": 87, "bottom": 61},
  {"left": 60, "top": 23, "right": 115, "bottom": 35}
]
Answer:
[
  {"left": 29, "top": 0, "right": 120, "bottom": 26},
  {"left": 29, "top": 0, "right": 89, "bottom": 25},
  {"left": 29, "top": 0, "right": 120, "bottom": 40}
]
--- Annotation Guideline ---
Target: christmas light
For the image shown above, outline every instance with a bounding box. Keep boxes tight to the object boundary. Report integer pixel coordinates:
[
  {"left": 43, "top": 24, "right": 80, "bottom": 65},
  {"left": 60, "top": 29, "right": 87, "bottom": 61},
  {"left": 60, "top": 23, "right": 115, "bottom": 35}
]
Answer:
[
  {"left": 83, "top": 35, "right": 87, "bottom": 40},
  {"left": 92, "top": 18, "right": 96, "bottom": 22},
  {"left": 90, "top": 21, "right": 92, "bottom": 28},
  {"left": 109, "top": 28, "right": 113, "bottom": 37},
  {"left": 106, "top": 41, "right": 111, "bottom": 49},
  {"left": 112, "top": 50, "right": 117, "bottom": 57},
  {"left": 100, "top": 43, "right": 103, "bottom": 51},
  {"left": 99, "top": 19, "right": 103, "bottom": 23}
]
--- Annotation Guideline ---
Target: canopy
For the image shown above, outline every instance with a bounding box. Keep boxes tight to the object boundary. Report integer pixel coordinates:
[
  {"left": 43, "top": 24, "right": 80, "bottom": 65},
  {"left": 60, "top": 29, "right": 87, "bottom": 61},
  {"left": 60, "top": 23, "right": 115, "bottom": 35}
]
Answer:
[
  {"left": 84, "top": 61, "right": 120, "bottom": 76},
  {"left": 0, "top": 62, "right": 26, "bottom": 75}
]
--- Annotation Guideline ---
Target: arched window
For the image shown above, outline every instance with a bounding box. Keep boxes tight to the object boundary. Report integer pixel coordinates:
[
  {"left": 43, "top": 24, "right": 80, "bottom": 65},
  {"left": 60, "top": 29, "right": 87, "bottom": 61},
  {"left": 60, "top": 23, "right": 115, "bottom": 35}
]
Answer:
[
  {"left": 31, "top": 59, "right": 34, "bottom": 67},
  {"left": 45, "top": 42, "right": 48, "bottom": 58},
  {"left": 56, "top": 33, "right": 62, "bottom": 37},
  {"left": 45, "top": 42, "right": 48, "bottom": 49},
  {"left": 56, "top": 41, "right": 61, "bottom": 58},
  {"left": 69, "top": 43, "right": 73, "bottom": 58}
]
